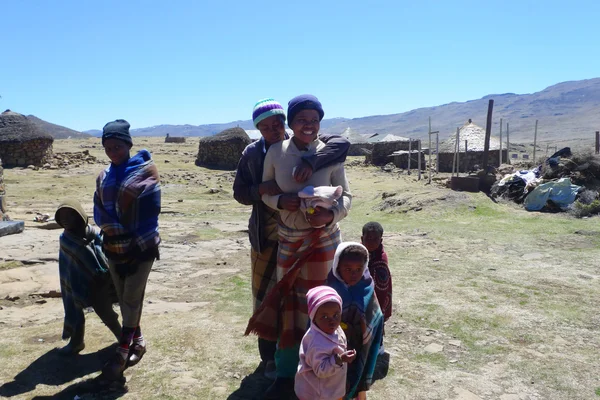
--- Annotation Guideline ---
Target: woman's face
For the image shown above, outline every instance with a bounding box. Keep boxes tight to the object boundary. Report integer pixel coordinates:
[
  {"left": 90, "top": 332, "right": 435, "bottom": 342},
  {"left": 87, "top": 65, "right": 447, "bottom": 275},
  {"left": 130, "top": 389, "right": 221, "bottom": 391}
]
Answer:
[
  {"left": 104, "top": 138, "right": 131, "bottom": 166},
  {"left": 257, "top": 115, "right": 286, "bottom": 145},
  {"left": 290, "top": 109, "right": 320, "bottom": 146}
]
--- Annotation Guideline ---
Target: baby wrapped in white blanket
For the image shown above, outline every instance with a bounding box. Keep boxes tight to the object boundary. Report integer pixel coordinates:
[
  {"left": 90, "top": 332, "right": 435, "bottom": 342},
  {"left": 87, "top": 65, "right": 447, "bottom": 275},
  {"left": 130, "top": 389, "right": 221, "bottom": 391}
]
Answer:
[{"left": 298, "top": 185, "right": 343, "bottom": 228}]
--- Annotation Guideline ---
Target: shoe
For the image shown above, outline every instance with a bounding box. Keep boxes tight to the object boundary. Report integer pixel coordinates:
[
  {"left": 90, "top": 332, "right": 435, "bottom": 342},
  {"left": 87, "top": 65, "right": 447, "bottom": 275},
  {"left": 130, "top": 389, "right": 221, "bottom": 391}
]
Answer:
[
  {"left": 58, "top": 340, "right": 85, "bottom": 355},
  {"left": 102, "top": 349, "right": 128, "bottom": 381},
  {"left": 264, "top": 360, "right": 276, "bottom": 380},
  {"left": 127, "top": 340, "right": 147, "bottom": 367},
  {"left": 264, "top": 377, "right": 295, "bottom": 399}
]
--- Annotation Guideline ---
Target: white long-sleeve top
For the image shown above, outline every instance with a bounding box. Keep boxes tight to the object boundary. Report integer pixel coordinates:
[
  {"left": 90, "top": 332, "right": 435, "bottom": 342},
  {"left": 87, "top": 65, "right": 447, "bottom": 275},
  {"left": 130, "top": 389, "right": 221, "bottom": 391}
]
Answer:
[
  {"left": 262, "top": 138, "right": 352, "bottom": 230},
  {"left": 295, "top": 325, "right": 348, "bottom": 400}
]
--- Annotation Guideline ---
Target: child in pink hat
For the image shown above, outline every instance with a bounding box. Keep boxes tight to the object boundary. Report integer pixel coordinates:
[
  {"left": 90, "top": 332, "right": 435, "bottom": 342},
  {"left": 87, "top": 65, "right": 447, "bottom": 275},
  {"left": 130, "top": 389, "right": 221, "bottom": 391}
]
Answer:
[{"left": 295, "top": 286, "right": 356, "bottom": 400}]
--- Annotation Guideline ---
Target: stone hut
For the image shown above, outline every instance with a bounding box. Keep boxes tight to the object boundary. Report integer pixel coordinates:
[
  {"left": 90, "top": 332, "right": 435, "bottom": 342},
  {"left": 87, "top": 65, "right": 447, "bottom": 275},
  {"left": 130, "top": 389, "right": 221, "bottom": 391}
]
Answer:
[
  {"left": 165, "top": 133, "right": 186, "bottom": 143},
  {"left": 438, "top": 120, "right": 507, "bottom": 172},
  {"left": 196, "top": 127, "right": 251, "bottom": 170},
  {"left": 340, "top": 127, "right": 374, "bottom": 156},
  {"left": 367, "top": 138, "right": 418, "bottom": 166},
  {"left": 0, "top": 110, "right": 54, "bottom": 167}
]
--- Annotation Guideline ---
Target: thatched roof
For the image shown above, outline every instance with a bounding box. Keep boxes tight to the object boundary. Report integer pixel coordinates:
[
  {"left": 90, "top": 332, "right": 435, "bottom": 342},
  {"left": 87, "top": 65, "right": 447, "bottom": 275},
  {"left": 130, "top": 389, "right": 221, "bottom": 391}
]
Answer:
[
  {"left": 440, "top": 121, "right": 500, "bottom": 152},
  {"left": 340, "top": 127, "right": 368, "bottom": 144},
  {"left": 200, "top": 127, "right": 250, "bottom": 143},
  {"left": 0, "top": 110, "right": 54, "bottom": 143}
]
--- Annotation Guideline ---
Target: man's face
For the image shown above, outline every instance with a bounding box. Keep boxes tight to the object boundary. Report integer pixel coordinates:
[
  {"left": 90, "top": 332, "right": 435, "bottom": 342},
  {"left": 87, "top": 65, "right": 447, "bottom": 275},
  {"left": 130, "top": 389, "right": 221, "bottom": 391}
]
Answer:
[{"left": 257, "top": 115, "right": 286, "bottom": 145}]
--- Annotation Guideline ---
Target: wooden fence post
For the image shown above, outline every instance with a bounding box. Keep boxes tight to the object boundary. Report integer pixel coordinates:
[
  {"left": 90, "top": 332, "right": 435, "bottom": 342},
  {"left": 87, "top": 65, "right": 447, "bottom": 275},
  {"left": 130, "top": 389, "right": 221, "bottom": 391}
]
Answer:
[
  {"left": 499, "top": 118, "right": 503, "bottom": 166},
  {"left": 482, "top": 99, "right": 494, "bottom": 171},
  {"left": 533, "top": 120, "right": 538, "bottom": 163}
]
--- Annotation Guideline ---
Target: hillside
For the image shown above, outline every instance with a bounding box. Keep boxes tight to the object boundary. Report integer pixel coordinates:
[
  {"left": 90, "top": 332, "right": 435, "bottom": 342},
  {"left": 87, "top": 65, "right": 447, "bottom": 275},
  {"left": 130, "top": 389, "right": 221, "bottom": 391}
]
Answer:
[
  {"left": 322, "top": 78, "right": 600, "bottom": 142},
  {"left": 27, "top": 115, "right": 90, "bottom": 139},
  {"left": 81, "top": 78, "right": 600, "bottom": 143}
]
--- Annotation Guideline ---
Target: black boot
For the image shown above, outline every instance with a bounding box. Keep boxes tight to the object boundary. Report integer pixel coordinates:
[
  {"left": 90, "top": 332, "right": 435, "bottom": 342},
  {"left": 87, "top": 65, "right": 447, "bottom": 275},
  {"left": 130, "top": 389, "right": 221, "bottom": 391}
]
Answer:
[
  {"left": 58, "top": 325, "right": 85, "bottom": 355},
  {"left": 264, "top": 377, "right": 295, "bottom": 399}
]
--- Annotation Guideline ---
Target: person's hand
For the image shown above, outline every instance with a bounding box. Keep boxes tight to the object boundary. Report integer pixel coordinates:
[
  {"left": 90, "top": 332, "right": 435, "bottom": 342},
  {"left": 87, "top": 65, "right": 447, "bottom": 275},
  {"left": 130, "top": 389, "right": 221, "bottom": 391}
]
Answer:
[
  {"left": 259, "top": 180, "right": 283, "bottom": 196},
  {"left": 293, "top": 162, "right": 313, "bottom": 183},
  {"left": 278, "top": 194, "right": 301, "bottom": 211},
  {"left": 340, "top": 349, "right": 357, "bottom": 364},
  {"left": 306, "top": 206, "right": 334, "bottom": 227}
]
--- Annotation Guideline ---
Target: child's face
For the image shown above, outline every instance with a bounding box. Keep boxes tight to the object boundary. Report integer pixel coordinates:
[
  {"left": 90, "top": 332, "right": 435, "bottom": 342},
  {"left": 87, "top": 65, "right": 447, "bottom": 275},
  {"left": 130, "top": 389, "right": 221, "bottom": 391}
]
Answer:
[
  {"left": 338, "top": 257, "right": 365, "bottom": 287},
  {"left": 314, "top": 301, "right": 341, "bottom": 335},
  {"left": 57, "top": 208, "right": 85, "bottom": 235},
  {"left": 361, "top": 231, "right": 382, "bottom": 253},
  {"left": 103, "top": 138, "right": 131, "bottom": 166}
]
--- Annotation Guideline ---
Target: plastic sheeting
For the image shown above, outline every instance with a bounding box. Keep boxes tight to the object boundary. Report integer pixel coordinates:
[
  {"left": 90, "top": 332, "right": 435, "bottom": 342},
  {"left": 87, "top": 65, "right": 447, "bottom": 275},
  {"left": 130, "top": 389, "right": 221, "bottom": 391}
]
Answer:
[{"left": 524, "top": 178, "right": 581, "bottom": 211}]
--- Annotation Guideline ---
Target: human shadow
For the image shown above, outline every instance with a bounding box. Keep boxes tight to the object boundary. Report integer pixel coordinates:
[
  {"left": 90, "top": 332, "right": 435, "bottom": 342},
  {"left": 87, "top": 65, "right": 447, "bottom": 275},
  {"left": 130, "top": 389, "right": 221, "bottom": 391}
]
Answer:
[
  {"left": 30, "top": 375, "right": 127, "bottom": 400},
  {"left": 0, "top": 344, "right": 117, "bottom": 398},
  {"left": 227, "top": 363, "right": 299, "bottom": 400}
]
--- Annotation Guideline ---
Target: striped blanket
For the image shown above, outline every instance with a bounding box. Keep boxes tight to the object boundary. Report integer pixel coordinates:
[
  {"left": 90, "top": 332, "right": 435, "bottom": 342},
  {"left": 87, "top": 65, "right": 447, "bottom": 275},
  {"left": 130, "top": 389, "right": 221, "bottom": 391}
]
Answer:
[
  {"left": 327, "top": 253, "right": 384, "bottom": 398},
  {"left": 93, "top": 149, "right": 161, "bottom": 264},
  {"left": 245, "top": 224, "right": 341, "bottom": 348},
  {"left": 59, "top": 226, "right": 116, "bottom": 339},
  {"left": 250, "top": 207, "right": 279, "bottom": 311}
]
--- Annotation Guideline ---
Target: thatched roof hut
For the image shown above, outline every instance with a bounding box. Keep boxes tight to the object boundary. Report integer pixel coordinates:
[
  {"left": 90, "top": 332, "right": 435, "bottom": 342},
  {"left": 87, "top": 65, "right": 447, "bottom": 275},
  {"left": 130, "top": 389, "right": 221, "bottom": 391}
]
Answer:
[
  {"left": 0, "top": 110, "right": 54, "bottom": 167},
  {"left": 441, "top": 120, "right": 500, "bottom": 153},
  {"left": 196, "top": 127, "right": 251, "bottom": 170}
]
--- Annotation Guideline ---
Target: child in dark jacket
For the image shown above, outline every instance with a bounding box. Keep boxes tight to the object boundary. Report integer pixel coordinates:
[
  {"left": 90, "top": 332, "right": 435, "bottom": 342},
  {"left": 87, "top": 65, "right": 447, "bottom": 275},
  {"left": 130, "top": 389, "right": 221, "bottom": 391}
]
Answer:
[{"left": 361, "top": 222, "right": 392, "bottom": 339}]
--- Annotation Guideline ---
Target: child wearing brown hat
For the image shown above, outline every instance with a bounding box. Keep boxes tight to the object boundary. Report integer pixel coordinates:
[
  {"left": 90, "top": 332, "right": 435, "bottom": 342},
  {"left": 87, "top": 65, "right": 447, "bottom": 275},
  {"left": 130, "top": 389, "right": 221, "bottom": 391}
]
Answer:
[{"left": 55, "top": 199, "right": 121, "bottom": 355}]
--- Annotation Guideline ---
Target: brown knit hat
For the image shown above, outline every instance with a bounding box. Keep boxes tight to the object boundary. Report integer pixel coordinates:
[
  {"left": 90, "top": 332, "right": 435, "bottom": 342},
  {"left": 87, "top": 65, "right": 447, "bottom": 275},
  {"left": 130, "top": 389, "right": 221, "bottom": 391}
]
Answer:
[{"left": 54, "top": 199, "right": 88, "bottom": 229}]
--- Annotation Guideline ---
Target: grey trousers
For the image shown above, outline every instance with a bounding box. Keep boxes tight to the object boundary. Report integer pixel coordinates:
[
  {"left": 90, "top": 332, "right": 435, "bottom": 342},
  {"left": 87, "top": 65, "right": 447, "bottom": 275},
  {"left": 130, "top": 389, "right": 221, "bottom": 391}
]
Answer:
[{"left": 107, "top": 260, "right": 154, "bottom": 328}]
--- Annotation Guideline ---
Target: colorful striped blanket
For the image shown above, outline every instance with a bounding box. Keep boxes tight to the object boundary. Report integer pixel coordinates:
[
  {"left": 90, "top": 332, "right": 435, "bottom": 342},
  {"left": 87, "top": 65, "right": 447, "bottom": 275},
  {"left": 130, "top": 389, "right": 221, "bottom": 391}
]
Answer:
[
  {"left": 93, "top": 149, "right": 161, "bottom": 263},
  {"left": 245, "top": 224, "right": 341, "bottom": 348}
]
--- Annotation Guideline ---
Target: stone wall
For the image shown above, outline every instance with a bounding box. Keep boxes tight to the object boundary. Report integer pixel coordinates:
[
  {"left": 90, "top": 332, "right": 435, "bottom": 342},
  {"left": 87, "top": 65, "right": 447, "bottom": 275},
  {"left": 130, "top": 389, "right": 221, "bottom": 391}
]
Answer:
[
  {"left": 391, "top": 152, "right": 426, "bottom": 169},
  {"left": 196, "top": 136, "right": 251, "bottom": 170},
  {"left": 0, "top": 156, "right": 5, "bottom": 220},
  {"left": 165, "top": 136, "right": 186, "bottom": 143},
  {"left": 348, "top": 143, "right": 373, "bottom": 156},
  {"left": 366, "top": 140, "right": 420, "bottom": 166},
  {"left": 438, "top": 150, "right": 509, "bottom": 173},
  {"left": 0, "top": 139, "right": 54, "bottom": 167}
]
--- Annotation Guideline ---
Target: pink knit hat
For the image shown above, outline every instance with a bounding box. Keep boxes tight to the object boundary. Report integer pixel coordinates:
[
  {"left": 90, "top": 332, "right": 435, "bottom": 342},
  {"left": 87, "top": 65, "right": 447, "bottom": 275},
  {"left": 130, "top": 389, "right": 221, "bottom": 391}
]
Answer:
[{"left": 307, "top": 286, "right": 342, "bottom": 321}]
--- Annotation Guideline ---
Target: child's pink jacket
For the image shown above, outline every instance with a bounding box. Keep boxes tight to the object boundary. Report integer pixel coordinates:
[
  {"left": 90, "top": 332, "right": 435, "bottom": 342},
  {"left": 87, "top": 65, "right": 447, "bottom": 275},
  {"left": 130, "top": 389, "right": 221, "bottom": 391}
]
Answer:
[{"left": 295, "top": 325, "right": 348, "bottom": 400}]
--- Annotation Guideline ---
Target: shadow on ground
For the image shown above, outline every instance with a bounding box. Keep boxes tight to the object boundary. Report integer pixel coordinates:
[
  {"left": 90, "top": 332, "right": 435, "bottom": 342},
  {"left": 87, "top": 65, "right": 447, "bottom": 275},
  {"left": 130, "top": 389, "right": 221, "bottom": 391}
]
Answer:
[{"left": 0, "top": 344, "right": 121, "bottom": 399}]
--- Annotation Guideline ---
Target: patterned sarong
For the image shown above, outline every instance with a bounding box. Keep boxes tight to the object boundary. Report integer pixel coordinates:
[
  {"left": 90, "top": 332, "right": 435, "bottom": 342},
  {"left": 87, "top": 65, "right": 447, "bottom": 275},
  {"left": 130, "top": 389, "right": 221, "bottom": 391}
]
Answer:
[
  {"left": 250, "top": 208, "right": 279, "bottom": 311},
  {"left": 245, "top": 224, "right": 341, "bottom": 348}
]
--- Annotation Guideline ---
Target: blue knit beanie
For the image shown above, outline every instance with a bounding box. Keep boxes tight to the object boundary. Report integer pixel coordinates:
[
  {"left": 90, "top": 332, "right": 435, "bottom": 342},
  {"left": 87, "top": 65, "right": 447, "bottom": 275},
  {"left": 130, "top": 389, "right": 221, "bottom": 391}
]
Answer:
[
  {"left": 252, "top": 98, "right": 286, "bottom": 128},
  {"left": 287, "top": 94, "right": 324, "bottom": 128},
  {"left": 102, "top": 119, "right": 132, "bottom": 146}
]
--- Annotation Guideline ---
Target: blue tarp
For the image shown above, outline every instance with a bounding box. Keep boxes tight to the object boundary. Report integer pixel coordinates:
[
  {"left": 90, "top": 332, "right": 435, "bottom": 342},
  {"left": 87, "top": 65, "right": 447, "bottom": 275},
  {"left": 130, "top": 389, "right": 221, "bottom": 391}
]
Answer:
[{"left": 524, "top": 178, "right": 581, "bottom": 211}]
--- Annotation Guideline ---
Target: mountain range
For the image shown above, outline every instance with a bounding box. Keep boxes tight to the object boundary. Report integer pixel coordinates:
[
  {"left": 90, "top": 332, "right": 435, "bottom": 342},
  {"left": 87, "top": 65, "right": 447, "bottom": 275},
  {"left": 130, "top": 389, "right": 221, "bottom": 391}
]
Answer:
[{"left": 27, "top": 77, "right": 600, "bottom": 143}]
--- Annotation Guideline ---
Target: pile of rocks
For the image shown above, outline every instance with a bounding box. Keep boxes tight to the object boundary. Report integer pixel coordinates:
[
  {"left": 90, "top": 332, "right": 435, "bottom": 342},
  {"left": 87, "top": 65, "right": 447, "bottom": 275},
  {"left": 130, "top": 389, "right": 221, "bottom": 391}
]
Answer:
[{"left": 41, "top": 150, "right": 101, "bottom": 169}]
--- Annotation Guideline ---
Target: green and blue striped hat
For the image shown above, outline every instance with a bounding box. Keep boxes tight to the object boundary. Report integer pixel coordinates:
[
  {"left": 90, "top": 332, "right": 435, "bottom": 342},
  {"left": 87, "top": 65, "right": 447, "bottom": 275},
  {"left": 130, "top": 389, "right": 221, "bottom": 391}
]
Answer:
[{"left": 252, "top": 98, "right": 286, "bottom": 128}]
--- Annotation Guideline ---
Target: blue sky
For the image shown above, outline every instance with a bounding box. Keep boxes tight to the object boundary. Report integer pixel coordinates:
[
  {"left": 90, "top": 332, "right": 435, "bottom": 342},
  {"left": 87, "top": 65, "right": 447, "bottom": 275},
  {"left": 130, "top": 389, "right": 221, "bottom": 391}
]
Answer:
[{"left": 1, "top": 0, "right": 598, "bottom": 131}]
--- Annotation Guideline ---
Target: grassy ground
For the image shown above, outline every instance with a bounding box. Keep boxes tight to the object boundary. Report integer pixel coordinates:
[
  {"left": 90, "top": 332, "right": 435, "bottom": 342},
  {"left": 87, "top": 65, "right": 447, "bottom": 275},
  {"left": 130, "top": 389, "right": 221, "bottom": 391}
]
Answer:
[{"left": 1, "top": 138, "right": 600, "bottom": 399}]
